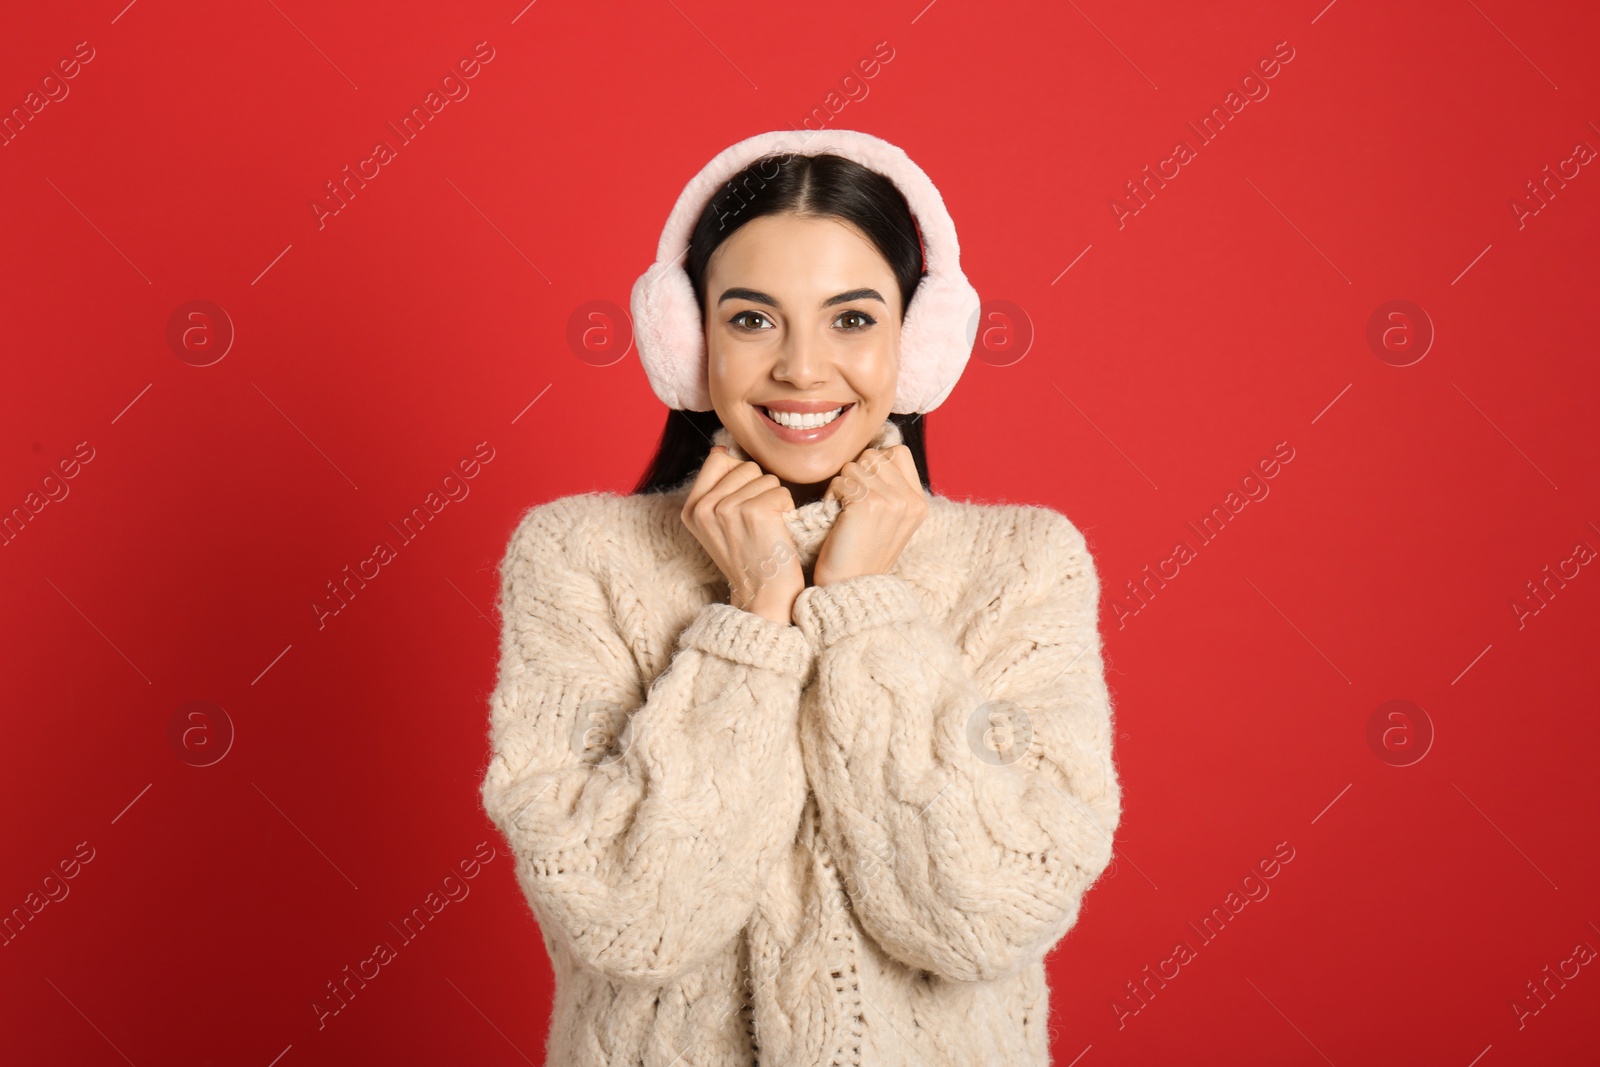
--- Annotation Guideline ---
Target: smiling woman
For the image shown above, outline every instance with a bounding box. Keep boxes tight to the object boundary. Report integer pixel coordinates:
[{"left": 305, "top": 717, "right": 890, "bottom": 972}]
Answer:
[
  {"left": 632, "top": 148, "right": 936, "bottom": 500},
  {"left": 703, "top": 211, "right": 906, "bottom": 505},
  {"left": 480, "top": 130, "right": 1122, "bottom": 1067}
]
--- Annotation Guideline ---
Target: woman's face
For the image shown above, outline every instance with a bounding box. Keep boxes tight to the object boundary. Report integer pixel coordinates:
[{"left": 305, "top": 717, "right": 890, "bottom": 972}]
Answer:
[{"left": 704, "top": 212, "right": 901, "bottom": 493}]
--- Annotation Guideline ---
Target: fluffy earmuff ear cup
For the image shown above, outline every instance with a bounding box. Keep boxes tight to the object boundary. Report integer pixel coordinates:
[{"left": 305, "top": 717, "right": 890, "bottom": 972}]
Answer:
[
  {"left": 631, "top": 259, "right": 711, "bottom": 411},
  {"left": 894, "top": 270, "right": 982, "bottom": 414}
]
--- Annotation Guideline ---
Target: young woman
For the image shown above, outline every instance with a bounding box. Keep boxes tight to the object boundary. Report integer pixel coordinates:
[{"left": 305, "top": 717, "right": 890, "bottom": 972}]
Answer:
[{"left": 481, "top": 130, "right": 1121, "bottom": 1066}]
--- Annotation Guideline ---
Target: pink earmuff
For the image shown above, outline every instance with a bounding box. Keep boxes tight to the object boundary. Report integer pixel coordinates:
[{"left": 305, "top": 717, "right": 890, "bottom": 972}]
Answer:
[{"left": 629, "top": 129, "right": 981, "bottom": 414}]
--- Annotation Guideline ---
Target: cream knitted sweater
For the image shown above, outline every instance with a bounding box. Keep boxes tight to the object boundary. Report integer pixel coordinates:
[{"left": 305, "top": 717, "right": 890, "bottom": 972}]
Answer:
[{"left": 480, "top": 418, "right": 1121, "bottom": 1066}]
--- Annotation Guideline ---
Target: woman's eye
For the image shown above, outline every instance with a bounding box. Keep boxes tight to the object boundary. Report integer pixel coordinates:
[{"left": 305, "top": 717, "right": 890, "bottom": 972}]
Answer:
[
  {"left": 835, "top": 310, "right": 876, "bottom": 330},
  {"left": 730, "top": 310, "right": 772, "bottom": 331}
]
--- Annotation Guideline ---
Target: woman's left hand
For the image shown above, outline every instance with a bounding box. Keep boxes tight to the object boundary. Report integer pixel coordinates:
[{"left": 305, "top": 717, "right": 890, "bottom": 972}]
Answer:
[{"left": 812, "top": 444, "right": 929, "bottom": 588}]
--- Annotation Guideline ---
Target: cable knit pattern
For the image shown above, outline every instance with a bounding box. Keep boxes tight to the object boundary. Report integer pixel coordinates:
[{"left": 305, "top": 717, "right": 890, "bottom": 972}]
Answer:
[{"left": 480, "top": 419, "right": 1122, "bottom": 1066}]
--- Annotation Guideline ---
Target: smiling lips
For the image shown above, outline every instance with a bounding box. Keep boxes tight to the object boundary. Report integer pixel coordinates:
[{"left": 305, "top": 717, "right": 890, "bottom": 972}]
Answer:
[{"left": 755, "top": 401, "right": 855, "bottom": 443}]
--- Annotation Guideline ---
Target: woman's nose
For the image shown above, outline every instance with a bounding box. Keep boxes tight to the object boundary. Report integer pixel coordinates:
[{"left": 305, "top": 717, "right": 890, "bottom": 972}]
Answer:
[{"left": 773, "top": 331, "right": 829, "bottom": 388}]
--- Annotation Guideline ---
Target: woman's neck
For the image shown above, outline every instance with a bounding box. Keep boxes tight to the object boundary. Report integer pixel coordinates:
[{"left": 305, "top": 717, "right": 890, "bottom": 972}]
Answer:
[{"left": 780, "top": 477, "right": 830, "bottom": 509}]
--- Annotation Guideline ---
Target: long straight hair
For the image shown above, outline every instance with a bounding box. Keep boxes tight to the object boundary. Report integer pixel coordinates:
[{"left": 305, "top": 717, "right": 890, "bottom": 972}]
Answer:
[{"left": 632, "top": 151, "right": 932, "bottom": 496}]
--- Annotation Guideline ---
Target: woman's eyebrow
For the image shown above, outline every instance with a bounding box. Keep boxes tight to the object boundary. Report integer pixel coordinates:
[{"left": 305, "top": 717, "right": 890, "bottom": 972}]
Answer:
[
  {"left": 716, "top": 287, "right": 887, "bottom": 308},
  {"left": 717, "top": 287, "right": 778, "bottom": 308},
  {"left": 822, "top": 288, "right": 886, "bottom": 308}
]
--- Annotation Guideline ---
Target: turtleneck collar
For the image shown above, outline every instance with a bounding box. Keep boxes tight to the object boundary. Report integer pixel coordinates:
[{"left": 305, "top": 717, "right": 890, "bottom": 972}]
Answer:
[{"left": 687, "top": 416, "right": 906, "bottom": 571}]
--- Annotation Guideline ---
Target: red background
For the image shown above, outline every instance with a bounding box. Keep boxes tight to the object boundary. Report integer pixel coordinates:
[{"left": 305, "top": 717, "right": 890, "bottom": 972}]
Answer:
[{"left": 3, "top": 0, "right": 1598, "bottom": 1063}]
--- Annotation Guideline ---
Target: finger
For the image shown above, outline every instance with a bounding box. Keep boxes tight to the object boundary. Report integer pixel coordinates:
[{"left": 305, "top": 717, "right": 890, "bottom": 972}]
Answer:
[
  {"left": 869, "top": 447, "right": 910, "bottom": 489},
  {"left": 854, "top": 448, "right": 908, "bottom": 497},
  {"left": 683, "top": 446, "right": 733, "bottom": 510},
  {"left": 823, "top": 464, "right": 853, "bottom": 506},
  {"left": 855, "top": 445, "right": 892, "bottom": 480},
  {"left": 686, "top": 450, "right": 767, "bottom": 513},
  {"left": 717, "top": 470, "right": 792, "bottom": 518},
  {"left": 831, "top": 449, "right": 917, "bottom": 510},
  {"left": 828, "top": 461, "right": 875, "bottom": 507},
  {"left": 888, "top": 446, "right": 924, "bottom": 496},
  {"left": 752, "top": 483, "right": 798, "bottom": 513}
]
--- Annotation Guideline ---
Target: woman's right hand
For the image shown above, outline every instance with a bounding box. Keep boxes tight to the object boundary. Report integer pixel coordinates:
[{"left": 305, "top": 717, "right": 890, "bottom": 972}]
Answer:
[{"left": 681, "top": 445, "right": 804, "bottom": 625}]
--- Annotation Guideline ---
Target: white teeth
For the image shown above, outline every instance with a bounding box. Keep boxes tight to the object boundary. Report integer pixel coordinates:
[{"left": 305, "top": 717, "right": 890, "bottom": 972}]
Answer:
[{"left": 764, "top": 406, "right": 845, "bottom": 430}]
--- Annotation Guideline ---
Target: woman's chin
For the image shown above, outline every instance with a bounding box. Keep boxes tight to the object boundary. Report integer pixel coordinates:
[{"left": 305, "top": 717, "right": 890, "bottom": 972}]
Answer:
[{"left": 763, "top": 454, "right": 849, "bottom": 488}]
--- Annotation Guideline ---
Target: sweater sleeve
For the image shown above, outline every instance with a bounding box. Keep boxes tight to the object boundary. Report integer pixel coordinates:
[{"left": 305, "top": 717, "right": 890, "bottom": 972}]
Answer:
[
  {"left": 790, "top": 505, "right": 1121, "bottom": 983},
  {"left": 479, "top": 498, "right": 814, "bottom": 986}
]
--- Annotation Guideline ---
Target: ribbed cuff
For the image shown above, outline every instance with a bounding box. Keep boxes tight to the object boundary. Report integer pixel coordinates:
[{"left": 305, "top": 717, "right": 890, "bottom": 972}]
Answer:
[
  {"left": 678, "top": 601, "right": 814, "bottom": 678},
  {"left": 793, "top": 573, "right": 924, "bottom": 649}
]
